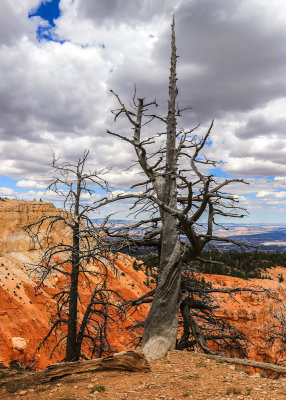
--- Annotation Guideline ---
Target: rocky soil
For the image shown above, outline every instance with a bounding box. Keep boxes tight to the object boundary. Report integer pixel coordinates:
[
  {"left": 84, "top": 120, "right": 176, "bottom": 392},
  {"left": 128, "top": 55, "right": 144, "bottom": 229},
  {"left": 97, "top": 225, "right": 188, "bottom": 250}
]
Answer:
[{"left": 1, "top": 351, "right": 286, "bottom": 400}]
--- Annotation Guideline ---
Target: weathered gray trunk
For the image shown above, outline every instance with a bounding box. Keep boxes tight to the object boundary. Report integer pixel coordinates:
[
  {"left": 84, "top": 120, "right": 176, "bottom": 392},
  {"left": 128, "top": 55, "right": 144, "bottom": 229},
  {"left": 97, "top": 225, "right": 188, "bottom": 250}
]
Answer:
[
  {"left": 142, "top": 18, "right": 182, "bottom": 360},
  {"left": 142, "top": 242, "right": 181, "bottom": 359}
]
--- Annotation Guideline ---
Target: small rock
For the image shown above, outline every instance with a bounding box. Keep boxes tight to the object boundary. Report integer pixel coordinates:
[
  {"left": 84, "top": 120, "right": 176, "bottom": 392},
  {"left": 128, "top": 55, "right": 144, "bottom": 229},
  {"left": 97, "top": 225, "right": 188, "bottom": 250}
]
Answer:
[
  {"left": 250, "top": 373, "right": 260, "bottom": 378},
  {"left": 87, "top": 394, "right": 97, "bottom": 400},
  {"left": 19, "top": 390, "right": 28, "bottom": 395},
  {"left": 11, "top": 337, "right": 27, "bottom": 351}
]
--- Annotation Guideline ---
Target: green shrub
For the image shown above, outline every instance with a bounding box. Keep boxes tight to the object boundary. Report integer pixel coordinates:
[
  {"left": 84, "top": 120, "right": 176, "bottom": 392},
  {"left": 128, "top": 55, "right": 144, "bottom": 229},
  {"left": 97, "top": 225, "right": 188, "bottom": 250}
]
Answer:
[
  {"left": 90, "top": 384, "right": 106, "bottom": 393},
  {"left": 226, "top": 387, "right": 241, "bottom": 395},
  {"left": 6, "top": 382, "right": 29, "bottom": 393},
  {"left": 8, "top": 359, "right": 24, "bottom": 371}
]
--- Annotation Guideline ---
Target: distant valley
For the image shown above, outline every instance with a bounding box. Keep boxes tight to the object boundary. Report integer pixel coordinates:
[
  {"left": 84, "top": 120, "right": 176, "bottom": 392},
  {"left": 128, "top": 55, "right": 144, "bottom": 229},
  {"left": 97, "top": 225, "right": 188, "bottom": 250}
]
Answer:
[
  {"left": 213, "top": 224, "right": 286, "bottom": 251},
  {"left": 95, "top": 220, "right": 286, "bottom": 251}
]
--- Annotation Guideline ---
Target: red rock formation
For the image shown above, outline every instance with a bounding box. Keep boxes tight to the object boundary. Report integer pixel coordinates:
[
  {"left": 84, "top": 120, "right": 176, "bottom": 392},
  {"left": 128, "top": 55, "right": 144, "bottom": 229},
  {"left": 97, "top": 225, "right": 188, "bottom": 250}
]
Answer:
[
  {"left": 0, "top": 200, "right": 149, "bottom": 369},
  {"left": 202, "top": 272, "right": 286, "bottom": 364},
  {"left": 0, "top": 200, "right": 285, "bottom": 369}
]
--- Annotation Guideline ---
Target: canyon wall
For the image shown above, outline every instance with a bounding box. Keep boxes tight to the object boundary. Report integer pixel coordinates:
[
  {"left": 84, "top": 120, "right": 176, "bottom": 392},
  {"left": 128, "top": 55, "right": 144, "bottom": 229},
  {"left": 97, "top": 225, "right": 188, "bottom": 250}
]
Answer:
[
  {"left": 0, "top": 199, "right": 285, "bottom": 369},
  {"left": 0, "top": 200, "right": 149, "bottom": 369},
  {"left": 0, "top": 200, "right": 68, "bottom": 254},
  {"left": 202, "top": 273, "right": 286, "bottom": 364}
]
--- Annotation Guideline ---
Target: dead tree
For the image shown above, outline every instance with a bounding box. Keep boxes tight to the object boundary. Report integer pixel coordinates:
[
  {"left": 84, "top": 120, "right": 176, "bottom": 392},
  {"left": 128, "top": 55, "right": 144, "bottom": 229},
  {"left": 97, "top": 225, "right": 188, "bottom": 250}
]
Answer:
[
  {"left": 95, "top": 18, "right": 254, "bottom": 360},
  {"left": 27, "top": 151, "right": 124, "bottom": 362}
]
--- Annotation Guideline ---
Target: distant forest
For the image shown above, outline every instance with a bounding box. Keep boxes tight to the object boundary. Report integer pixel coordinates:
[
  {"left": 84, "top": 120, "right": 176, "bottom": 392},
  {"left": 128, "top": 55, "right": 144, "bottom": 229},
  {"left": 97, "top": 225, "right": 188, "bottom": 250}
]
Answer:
[
  {"left": 127, "top": 249, "right": 286, "bottom": 283},
  {"left": 195, "top": 250, "right": 286, "bottom": 280}
]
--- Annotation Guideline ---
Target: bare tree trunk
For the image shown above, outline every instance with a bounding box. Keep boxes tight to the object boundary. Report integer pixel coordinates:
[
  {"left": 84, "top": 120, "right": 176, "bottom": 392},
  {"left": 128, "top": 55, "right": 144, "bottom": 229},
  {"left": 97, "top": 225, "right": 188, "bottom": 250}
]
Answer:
[
  {"left": 65, "top": 221, "right": 80, "bottom": 361},
  {"left": 66, "top": 181, "right": 81, "bottom": 361},
  {"left": 179, "top": 301, "right": 212, "bottom": 354},
  {"left": 142, "top": 17, "right": 182, "bottom": 360}
]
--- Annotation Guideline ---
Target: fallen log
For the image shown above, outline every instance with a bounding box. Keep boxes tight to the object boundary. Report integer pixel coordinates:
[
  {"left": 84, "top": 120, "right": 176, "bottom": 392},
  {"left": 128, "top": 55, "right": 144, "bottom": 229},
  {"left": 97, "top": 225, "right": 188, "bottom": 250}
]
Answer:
[
  {"left": 0, "top": 350, "right": 151, "bottom": 390},
  {"left": 196, "top": 351, "right": 286, "bottom": 375}
]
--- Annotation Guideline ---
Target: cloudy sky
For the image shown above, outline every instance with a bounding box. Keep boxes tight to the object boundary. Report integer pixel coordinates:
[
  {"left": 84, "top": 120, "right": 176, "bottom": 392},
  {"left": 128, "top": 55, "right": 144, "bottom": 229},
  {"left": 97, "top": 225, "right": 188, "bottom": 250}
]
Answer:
[{"left": 0, "top": 0, "right": 286, "bottom": 223}]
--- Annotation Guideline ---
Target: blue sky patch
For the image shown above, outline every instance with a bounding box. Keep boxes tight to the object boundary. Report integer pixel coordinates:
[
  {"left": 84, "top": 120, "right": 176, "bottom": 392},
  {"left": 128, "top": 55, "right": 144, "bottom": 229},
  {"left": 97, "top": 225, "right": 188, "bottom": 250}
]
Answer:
[
  {"left": 29, "top": 0, "right": 61, "bottom": 26},
  {"left": 29, "top": 0, "right": 64, "bottom": 42},
  {"left": 0, "top": 175, "right": 18, "bottom": 190},
  {"left": 208, "top": 167, "right": 230, "bottom": 178}
]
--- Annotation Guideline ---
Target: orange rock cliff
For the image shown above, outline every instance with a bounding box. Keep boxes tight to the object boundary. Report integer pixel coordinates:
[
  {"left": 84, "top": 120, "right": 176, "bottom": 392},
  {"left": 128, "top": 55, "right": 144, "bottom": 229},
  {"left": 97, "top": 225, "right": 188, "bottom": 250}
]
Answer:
[
  {"left": 201, "top": 273, "right": 286, "bottom": 364},
  {"left": 0, "top": 200, "right": 149, "bottom": 369},
  {"left": 0, "top": 200, "right": 285, "bottom": 369}
]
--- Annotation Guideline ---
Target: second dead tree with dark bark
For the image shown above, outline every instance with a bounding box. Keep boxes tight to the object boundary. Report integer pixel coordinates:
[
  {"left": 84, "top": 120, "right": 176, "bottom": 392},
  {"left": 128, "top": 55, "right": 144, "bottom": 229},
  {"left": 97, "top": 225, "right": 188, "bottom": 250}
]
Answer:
[{"left": 27, "top": 151, "right": 124, "bottom": 362}]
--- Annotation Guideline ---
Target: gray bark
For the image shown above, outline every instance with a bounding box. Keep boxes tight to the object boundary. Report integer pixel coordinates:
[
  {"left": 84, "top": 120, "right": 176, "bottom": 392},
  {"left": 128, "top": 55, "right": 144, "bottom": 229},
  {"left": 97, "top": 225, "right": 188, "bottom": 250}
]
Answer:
[{"left": 142, "top": 17, "right": 182, "bottom": 360}]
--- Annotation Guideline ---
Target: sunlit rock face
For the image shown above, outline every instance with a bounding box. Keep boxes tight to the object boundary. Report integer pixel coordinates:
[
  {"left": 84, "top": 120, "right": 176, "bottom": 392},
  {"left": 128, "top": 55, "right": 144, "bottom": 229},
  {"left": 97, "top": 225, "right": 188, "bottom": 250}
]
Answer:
[
  {"left": 203, "top": 272, "right": 286, "bottom": 364},
  {"left": 0, "top": 200, "right": 68, "bottom": 254}
]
